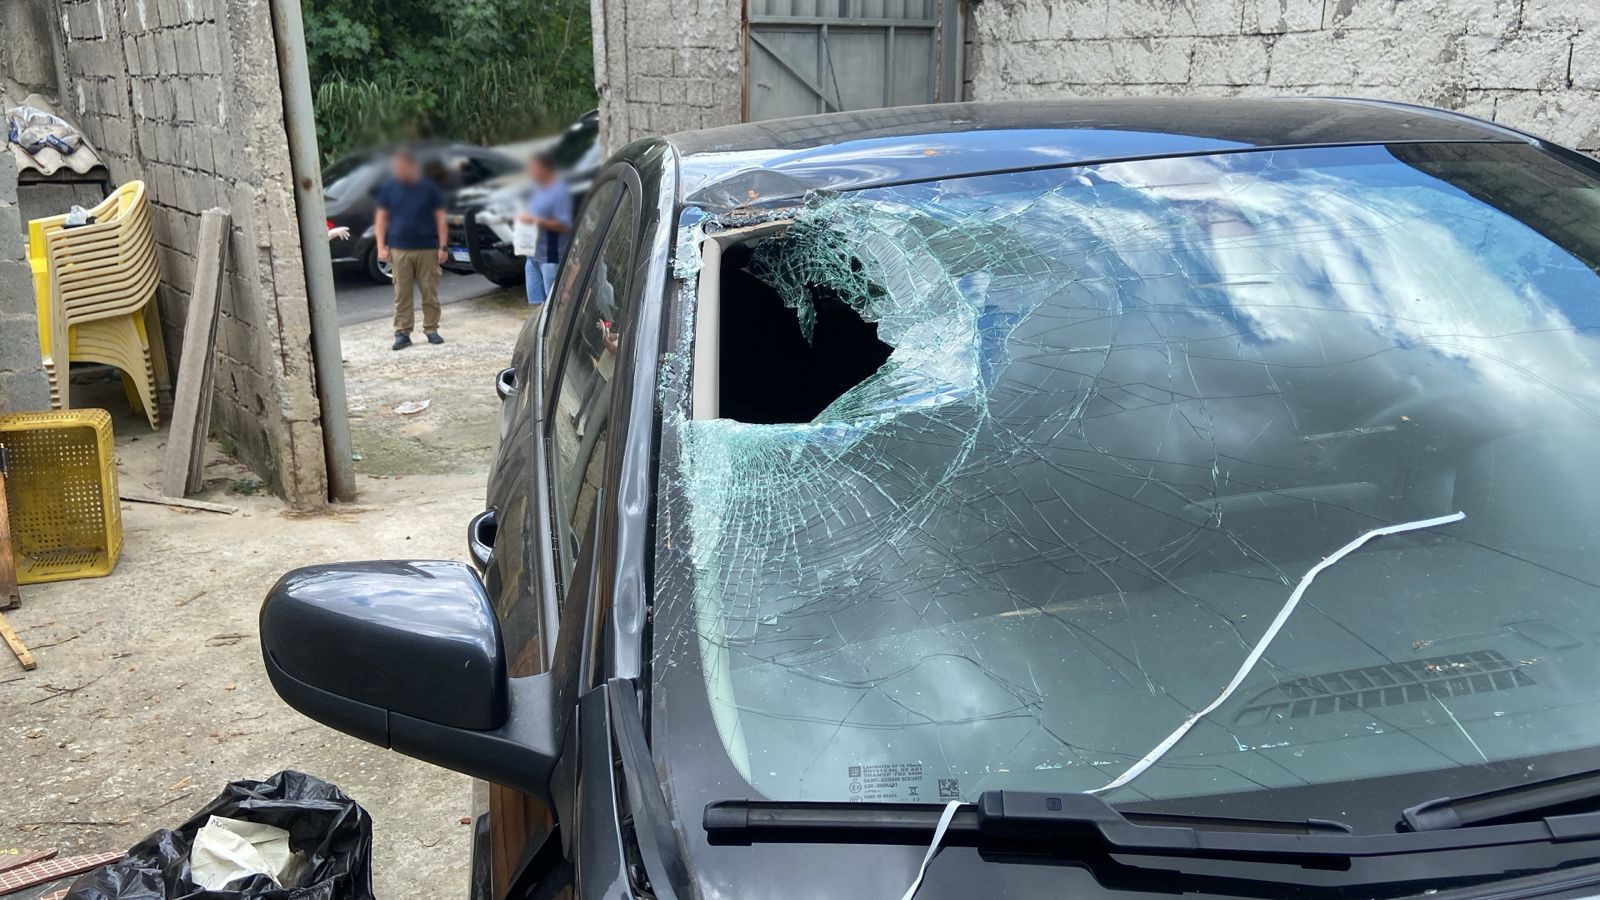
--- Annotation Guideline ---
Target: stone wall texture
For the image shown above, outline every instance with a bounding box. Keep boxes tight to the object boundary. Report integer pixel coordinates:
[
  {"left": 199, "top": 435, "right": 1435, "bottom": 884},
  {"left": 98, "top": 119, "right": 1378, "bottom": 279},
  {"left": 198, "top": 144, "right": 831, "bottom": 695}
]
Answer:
[
  {"left": 965, "top": 0, "right": 1600, "bottom": 154},
  {"left": 10, "top": 0, "right": 328, "bottom": 506},
  {"left": 590, "top": 0, "right": 744, "bottom": 156},
  {"left": 592, "top": 0, "right": 1599, "bottom": 157}
]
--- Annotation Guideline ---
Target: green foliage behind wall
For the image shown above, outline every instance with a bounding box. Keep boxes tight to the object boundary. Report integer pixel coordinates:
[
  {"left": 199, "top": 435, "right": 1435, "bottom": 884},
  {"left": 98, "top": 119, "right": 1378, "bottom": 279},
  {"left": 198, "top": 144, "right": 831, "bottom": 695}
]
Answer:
[{"left": 303, "top": 0, "right": 596, "bottom": 164}]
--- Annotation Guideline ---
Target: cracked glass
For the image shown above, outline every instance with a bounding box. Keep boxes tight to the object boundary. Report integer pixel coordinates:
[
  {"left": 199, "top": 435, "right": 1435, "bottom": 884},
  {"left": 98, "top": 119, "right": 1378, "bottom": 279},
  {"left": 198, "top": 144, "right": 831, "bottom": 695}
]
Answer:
[{"left": 651, "top": 141, "right": 1600, "bottom": 810}]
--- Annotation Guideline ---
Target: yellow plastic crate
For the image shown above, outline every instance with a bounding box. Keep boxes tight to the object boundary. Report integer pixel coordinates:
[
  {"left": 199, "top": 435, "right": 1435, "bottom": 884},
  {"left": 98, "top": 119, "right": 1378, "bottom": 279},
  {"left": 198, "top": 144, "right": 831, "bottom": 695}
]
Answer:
[{"left": 0, "top": 409, "right": 122, "bottom": 583}]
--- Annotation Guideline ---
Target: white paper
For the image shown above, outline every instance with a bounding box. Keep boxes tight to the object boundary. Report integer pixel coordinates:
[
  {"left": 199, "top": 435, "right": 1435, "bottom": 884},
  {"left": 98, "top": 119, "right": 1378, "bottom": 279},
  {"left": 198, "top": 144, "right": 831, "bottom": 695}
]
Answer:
[
  {"left": 1093, "top": 511, "right": 1467, "bottom": 793},
  {"left": 190, "top": 815, "right": 309, "bottom": 889},
  {"left": 512, "top": 221, "right": 542, "bottom": 258},
  {"left": 897, "top": 800, "right": 961, "bottom": 900}
]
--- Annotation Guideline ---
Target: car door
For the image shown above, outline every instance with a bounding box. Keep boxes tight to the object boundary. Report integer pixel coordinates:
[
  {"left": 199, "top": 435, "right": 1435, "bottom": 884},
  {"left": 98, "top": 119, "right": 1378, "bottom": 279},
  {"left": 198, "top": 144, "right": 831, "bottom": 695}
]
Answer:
[
  {"left": 480, "top": 166, "right": 643, "bottom": 897},
  {"left": 481, "top": 175, "right": 623, "bottom": 678},
  {"left": 544, "top": 182, "right": 641, "bottom": 606}
]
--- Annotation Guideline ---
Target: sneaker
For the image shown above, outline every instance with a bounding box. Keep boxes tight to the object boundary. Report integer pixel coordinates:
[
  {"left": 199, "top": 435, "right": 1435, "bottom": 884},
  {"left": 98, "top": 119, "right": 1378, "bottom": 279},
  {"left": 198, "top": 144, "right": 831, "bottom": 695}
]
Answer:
[
  {"left": 392, "top": 332, "right": 412, "bottom": 350},
  {"left": 426, "top": 331, "right": 444, "bottom": 345}
]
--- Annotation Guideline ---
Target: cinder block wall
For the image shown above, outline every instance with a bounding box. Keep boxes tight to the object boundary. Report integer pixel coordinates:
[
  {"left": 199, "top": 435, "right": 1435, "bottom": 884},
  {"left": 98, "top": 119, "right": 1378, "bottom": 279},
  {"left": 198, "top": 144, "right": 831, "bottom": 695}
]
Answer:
[
  {"left": 590, "top": 0, "right": 744, "bottom": 156},
  {"left": 0, "top": 144, "right": 50, "bottom": 415},
  {"left": 0, "top": 45, "right": 51, "bottom": 414},
  {"left": 44, "top": 0, "right": 327, "bottom": 506},
  {"left": 965, "top": 0, "right": 1600, "bottom": 154}
]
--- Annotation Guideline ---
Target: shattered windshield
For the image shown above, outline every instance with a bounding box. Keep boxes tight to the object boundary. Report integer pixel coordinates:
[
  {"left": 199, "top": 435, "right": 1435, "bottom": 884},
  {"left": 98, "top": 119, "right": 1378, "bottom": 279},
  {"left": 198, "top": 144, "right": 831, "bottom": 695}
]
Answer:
[{"left": 651, "top": 141, "right": 1600, "bottom": 810}]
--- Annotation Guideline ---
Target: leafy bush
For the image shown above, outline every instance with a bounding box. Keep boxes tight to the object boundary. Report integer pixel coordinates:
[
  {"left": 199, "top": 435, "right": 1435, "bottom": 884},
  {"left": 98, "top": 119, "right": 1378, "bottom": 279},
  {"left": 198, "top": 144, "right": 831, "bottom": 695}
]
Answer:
[
  {"left": 313, "top": 74, "right": 429, "bottom": 161},
  {"left": 303, "top": 0, "right": 596, "bottom": 164}
]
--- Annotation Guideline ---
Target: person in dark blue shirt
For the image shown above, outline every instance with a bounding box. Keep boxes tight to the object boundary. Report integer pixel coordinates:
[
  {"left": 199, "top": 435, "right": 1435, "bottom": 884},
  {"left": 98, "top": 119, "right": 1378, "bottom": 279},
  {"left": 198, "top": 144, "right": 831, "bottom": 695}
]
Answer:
[{"left": 375, "top": 148, "right": 448, "bottom": 350}]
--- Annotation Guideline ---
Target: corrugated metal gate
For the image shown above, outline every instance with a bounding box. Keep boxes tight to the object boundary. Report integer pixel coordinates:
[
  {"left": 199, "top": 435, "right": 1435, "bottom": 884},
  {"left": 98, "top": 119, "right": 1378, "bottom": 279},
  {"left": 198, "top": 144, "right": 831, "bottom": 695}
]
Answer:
[{"left": 744, "top": 0, "right": 962, "bottom": 122}]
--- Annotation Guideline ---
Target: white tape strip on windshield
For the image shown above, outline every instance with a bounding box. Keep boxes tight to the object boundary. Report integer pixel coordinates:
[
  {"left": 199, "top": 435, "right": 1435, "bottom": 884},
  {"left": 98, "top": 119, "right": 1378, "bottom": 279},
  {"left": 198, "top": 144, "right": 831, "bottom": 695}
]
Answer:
[
  {"left": 898, "top": 800, "right": 962, "bottom": 900},
  {"left": 1092, "top": 510, "right": 1467, "bottom": 795}
]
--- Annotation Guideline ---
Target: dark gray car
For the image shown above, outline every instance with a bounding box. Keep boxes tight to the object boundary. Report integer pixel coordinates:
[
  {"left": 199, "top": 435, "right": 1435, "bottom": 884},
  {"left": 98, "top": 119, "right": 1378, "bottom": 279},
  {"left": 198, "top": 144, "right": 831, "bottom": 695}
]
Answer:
[{"left": 265, "top": 98, "right": 1600, "bottom": 899}]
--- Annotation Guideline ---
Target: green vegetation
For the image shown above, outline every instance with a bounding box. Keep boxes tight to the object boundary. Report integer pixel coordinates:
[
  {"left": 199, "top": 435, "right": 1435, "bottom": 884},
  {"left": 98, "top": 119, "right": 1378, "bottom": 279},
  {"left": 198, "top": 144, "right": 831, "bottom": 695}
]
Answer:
[{"left": 303, "top": 0, "right": 595, "bottom": 164}]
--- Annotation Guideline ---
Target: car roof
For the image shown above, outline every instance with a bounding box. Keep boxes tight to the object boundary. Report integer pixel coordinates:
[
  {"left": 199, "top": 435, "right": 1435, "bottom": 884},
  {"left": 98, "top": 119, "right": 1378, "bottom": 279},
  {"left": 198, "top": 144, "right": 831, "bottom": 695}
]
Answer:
[{"left": 663, "top": 97, "right": 1535, "bottom": 211}]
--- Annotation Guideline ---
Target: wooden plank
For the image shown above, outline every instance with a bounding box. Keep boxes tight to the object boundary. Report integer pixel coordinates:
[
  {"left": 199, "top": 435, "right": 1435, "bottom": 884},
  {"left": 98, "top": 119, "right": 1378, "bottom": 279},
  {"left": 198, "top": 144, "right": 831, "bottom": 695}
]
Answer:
[
  {"left": 161, "top": 208, "right": 230, "bottom": 498},
  {"left": 0, "top": 609, "right": 37, "bottom": 671},
  {"left": 119, "top": 490, "right": 237, "bottom": 515},
  {"left": 0, "top": 450, "right": 20, "bottom": 611}
]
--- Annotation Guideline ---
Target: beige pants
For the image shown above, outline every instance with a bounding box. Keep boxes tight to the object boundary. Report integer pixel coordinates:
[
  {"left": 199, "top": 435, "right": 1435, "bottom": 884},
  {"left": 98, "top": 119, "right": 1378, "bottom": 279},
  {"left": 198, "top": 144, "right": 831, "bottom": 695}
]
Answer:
[{"left": 391, "top": 249, "right": 441, "bottom": 334}]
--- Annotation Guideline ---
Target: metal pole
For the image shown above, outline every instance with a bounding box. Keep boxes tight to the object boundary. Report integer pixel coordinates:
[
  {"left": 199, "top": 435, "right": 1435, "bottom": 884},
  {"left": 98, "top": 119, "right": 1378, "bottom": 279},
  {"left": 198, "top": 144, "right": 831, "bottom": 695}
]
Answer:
[{"left": 265, "top": 0, "right": 357, "bottom": 502}]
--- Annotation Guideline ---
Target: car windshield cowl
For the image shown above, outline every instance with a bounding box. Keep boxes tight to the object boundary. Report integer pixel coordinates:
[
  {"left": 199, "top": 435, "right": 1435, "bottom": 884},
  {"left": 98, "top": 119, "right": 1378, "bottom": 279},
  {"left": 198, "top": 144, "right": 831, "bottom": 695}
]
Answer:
[
  {"left": 649, "top": 140, "right": 1600, "bottom": 830},
  {"left": 703, "top": 790, "right": 1600, "bottom": 864}
]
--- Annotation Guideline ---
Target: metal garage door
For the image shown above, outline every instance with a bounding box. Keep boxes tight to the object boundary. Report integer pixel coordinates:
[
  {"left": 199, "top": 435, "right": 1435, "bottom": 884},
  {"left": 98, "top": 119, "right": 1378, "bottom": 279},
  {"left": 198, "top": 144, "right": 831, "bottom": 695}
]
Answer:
[{"left": 745, "top": 0, "right": 962, "bottom": 122}]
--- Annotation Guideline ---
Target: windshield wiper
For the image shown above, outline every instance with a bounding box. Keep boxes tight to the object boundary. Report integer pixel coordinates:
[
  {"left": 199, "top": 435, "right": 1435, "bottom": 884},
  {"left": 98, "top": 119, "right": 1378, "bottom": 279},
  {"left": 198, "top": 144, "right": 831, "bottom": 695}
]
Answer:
[
  {"left": 707, "top": 790, "right": 1600, "bottom": 865},
  {"left": 1403, "top": 768, "right": 1600, "bottom": 832}
]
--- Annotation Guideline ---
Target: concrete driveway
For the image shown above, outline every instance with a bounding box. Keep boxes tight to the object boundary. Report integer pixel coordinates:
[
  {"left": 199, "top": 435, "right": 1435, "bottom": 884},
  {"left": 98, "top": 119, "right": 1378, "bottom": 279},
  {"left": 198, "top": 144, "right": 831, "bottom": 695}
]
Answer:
[
  {"left": 334, "top": 265, "right": 506, "bottom": 328},
  {"left": 2, "top": 291, "right": 531, "bottom": 898}
]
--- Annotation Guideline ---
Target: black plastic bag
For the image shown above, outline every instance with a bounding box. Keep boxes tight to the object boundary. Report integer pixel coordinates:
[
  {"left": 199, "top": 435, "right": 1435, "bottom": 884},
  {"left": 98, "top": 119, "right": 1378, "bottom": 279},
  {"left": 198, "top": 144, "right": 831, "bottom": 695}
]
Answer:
[{"left": 66, "top": 770, "right": 375, "bottom": 900}]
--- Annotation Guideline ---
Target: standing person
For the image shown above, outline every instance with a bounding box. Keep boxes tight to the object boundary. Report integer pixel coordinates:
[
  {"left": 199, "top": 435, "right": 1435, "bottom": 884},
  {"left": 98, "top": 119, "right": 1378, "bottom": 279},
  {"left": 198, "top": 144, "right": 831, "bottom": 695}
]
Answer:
[
  {"left": 518, "top": 151, "right": 573, "bottom": 305},
  {"left": 375, "top": 148, "right": 448, "bottom": 350}
]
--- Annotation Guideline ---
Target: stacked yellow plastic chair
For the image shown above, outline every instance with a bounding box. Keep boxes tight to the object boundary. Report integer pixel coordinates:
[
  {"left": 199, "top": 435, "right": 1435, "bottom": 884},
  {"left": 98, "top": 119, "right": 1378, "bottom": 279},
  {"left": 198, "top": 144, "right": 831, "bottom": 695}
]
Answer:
[{"left": 29, "top": 181, "right": 163, "bottom": 428}]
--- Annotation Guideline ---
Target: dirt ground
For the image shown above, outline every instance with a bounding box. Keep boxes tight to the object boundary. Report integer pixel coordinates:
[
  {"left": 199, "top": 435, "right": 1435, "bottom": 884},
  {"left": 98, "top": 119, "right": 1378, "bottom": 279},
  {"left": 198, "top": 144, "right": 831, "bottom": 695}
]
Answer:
[{"left": 3, "top": 290, "right": 532, "bottom": 898}]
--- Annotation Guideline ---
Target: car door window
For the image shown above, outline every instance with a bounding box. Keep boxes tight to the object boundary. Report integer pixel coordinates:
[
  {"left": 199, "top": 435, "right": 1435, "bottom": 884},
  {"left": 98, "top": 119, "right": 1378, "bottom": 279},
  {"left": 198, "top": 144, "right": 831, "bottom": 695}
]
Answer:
[
  {"left": 541, "top": 179, "right": 623, "bottom": 386},
  {"left": 450, "top": 155, "right": 487, "bottom": 185},
  {"left": 479, "top": 153, "right": 515, "bottom": 180},
  {"left": 456, "top": 153, "right": 517, "bottom": 185},
  {"left": 547, "top": 190, "right": 639, "bottom": 593},
  {"left": 322, "top": 156, "right": 377, "bottom": 201}
]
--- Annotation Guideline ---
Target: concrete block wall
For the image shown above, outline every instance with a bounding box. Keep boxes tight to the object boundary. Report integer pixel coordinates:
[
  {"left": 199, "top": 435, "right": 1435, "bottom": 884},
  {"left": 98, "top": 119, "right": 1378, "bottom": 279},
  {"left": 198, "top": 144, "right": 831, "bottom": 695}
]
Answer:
[
  {"left": 0, "top": 145, "right": 50, "bottom": 415},
  {"left": 590, "top": 0, "right": 744, "bottom": 156},
  {"left": 45, "top": 0, "right": 328, "bottom": 506},
  {"left": 965, "top": 0, "right": 1600, "bottom": 154},
  {"left": 0, "top": 47, "right": 52, "bottom": 414}
]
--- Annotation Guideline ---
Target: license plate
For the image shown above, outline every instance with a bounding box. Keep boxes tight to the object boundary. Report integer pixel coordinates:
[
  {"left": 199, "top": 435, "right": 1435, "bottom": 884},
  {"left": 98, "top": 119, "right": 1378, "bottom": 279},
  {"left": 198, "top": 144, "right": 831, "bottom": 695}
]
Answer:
[{"left": 450, "top": 247, "right": 471, "bottom": 262}]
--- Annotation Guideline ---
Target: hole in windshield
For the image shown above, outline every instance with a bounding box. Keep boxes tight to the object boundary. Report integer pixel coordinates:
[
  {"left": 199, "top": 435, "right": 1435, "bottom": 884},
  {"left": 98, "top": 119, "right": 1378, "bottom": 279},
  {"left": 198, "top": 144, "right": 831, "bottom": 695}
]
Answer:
[{"left": 717, "top": 238, "right": 893, "bottom": 424}]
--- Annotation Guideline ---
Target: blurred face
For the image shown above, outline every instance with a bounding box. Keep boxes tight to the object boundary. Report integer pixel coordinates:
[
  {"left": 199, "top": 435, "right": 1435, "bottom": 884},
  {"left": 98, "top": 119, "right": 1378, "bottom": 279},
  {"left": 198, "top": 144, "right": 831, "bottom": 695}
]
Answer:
[
  {"left": 391, "top": 152, "right": 419, "bottom": 182},
  {"left": 527, "top": 157, "right": 554, "bottom": 184}
]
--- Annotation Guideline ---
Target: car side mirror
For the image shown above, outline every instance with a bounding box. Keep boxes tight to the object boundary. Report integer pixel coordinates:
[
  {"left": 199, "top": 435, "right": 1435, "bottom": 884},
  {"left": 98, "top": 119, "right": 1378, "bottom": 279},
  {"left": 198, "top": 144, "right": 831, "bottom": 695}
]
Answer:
[{"left": 259, "top": 560, "right": 561, "bottom": 802}]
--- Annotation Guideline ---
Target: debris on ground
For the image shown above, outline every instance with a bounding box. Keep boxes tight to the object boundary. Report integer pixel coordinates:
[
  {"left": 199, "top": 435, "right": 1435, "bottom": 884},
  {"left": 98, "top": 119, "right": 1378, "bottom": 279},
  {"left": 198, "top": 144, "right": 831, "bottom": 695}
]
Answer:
[
  {"left": 190, "top": 815, "right": 307, "bottom": 890},
  {"left": 392, "top": 399, "right": 431, "bottom": 416},
  {"left": 64, "top": 771, "right": 375, "bottom": 900},
  {"left": 1, "top": 608, "right": 36, "bottom": 670},
  {"left": 120, "top": 491, "right": 239, "bottom": 515}
]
